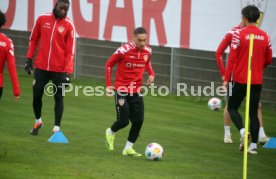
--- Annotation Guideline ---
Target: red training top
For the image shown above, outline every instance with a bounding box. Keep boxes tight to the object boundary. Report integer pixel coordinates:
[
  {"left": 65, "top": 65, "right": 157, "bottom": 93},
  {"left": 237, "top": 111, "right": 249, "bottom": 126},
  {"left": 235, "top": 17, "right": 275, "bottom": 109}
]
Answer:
[
  {"left": 0, "top": 32, "right": 20, "bottom": 97},
  {"left": 225, "top": 25, "right": 272, "bottom": 84},
  {"left": 26, "top": 13, "right": 76, "bottom": 74},
  {"left": 216, "top": 25, "right": 241, "bottom": 77},
  {"left": 106, "top": 41, "right": 155, "bottom": 93}
]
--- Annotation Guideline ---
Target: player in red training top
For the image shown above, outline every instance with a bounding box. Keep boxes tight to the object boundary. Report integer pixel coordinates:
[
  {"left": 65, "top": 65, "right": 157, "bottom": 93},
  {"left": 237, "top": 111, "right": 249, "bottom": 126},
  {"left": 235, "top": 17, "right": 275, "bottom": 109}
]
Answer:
[
  {"left": 223, "top": 5, "right": 272, "bottom": 154},
  {"left": 0, "top": 11, "right": 20, "bottom": 100},
  {"left": 105, "top": 27, "right": 155, "bottom": 157},
  {"left": 216, "top": 23, "right": 269, "bottom": 144},
  {"left": 25, "top": 0, "right": 75, "bottom": 135}
]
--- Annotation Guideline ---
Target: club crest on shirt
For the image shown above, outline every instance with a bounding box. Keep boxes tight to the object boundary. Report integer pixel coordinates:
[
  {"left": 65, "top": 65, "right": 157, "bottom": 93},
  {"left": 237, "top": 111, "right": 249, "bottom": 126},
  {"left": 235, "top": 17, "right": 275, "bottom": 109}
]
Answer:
[
  {"left": 58, "top": 26, "right": 65, "bottom": 33},
  {"left": 118, "top": 98, "right": 125, "bottom": 106},
  {"left": 143, "top": 55, "right": 148, "bottom": 62}
]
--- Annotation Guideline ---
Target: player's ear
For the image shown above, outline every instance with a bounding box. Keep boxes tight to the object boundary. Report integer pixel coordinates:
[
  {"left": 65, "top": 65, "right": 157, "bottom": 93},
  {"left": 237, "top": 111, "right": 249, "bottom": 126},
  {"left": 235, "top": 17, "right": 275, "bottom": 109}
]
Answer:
[{"left": 241, "top": 16, "right": 246, "bottom": 26}]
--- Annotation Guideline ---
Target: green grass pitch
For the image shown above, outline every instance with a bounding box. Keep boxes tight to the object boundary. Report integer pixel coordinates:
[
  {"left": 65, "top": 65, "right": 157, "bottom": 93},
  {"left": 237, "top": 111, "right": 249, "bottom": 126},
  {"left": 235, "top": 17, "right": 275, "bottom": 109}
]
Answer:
[{"left": 0, "top": 72, "right": 275, "bottom": 178}]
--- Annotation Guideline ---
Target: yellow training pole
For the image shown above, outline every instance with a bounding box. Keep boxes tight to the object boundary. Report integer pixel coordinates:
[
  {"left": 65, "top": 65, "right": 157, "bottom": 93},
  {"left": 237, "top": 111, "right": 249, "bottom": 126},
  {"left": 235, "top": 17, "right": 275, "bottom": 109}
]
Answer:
[{"left": 243, "top": 34, "right": 254, "bottom": 179}]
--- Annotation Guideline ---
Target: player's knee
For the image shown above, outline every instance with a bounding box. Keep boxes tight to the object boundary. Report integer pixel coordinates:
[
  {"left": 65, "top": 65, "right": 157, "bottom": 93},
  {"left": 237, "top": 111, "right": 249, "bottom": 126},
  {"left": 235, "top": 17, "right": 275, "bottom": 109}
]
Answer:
[
  {"left": 227, "top": 105, "right": 232, "bottom": 113},
  {"left": 54, "top": 91, "right": 63, "bottom": 101},
  {"left": 250, "top": 118, "right": 260, "bottom": 128},
  {"left": 249, "top": 112, "right": 258, "bottom": 120},
  {"left": 227, "top": 104, "right": 237, "bottom": 111},
  {"left": 258, "top": 102, "right": 262, "bottom": 109},
  {"left": 120, "top": 120, "right": 129, "bottom": 127},
  {"left": 227, "top": 107, "right": 237, "bottom": 116},
  {"left": 33, "top": 90, "right": 43, "bottom": 99},
  {"left": 224, "top": 105, "right": 228, "bottom": 113},
  {"left": 0, "top": 87, "right": 3, "bottom": 99},
  {"left": 131, "top": 119, "right": 143, "bottom": 126}
]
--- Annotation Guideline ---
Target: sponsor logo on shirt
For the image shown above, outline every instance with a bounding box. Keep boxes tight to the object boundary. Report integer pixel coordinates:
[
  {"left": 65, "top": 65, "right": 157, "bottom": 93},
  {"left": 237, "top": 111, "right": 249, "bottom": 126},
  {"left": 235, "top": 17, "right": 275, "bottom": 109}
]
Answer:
[
  {"left": 126, "top": 62, "right": 145, "bottom": 68},
  {"left": 0, "top": 41, "right": 7, "bottom": 47},
  {"left": 126, "top": 63, "right": 132, "bottom": 68}
]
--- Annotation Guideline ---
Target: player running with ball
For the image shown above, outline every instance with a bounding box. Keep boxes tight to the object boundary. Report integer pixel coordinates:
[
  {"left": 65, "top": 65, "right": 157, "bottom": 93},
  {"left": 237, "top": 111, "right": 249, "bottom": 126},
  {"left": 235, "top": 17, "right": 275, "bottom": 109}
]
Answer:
[{"left": 105, "top": 27, "right": 155, "bottom": 157}]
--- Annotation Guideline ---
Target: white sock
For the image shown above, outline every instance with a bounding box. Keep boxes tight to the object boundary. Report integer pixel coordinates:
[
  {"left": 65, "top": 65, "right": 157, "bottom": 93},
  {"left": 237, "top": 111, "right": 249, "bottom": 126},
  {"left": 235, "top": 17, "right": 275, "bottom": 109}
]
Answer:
[
  {"left": 240, "top": 128, "right": 245, "bottom": 137},
  {"left": 35, "top": 118, "right": 42, "bottom": 123},
  {"left": 124, "top": 141, "right": 134, "bottom": 150},
  {"left": 249, "top": 143, "right": 257, "bottom": 150},
  {"left": 224, "top": 126, "right": 231, "bottom": 136},
  {"left": 53, "top": 126, "right": 60, "bottom": 132},
  {"left": 107, "top": 128, "right": 115, "bottom": 135},
  {"left": 258, "top": 127, "right": 266, "bottom": 138}
]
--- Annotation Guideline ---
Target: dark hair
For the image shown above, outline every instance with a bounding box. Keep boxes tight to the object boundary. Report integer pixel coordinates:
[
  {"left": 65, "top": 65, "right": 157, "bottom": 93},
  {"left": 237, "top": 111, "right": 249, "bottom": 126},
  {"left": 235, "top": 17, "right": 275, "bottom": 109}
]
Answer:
[
  {"left": 0, "top": 11, "right": 6, "bottom": 28},
  {"left": 58, "top": 0, "right": 70, "bottom": 5},
  {"left": 242, "top": 5, "right": 260, "bottom": 23},
  {"left": 133, "top": 27, "right": 147, "bottom": 35}
]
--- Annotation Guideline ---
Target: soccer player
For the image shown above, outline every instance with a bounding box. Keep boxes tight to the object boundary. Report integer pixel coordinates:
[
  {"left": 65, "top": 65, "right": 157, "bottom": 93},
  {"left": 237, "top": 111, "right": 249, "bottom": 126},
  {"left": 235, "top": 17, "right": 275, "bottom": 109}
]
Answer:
[
  {"left": 25, "top": 0, "right": 75, "bottom": 135},
  {"left": 0, "top": 11, "right": 20, "bottom": 100},
  {"left": 216, "top": 23, "right": 269, "bottom": 144},
  {"left": 105, "top": 27, "right": 155, "bottom": 157},
  {"left": 223, "top": 5, "right": 272, "bottom": 154}
]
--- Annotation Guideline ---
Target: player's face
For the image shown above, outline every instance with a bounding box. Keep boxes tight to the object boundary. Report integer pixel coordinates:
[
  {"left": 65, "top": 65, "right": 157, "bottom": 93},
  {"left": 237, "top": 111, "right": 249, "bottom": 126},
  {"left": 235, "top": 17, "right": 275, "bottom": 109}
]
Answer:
[
  {"left": 134, "top": 34, "right": 147, "bottom": 49},
  {"left": 56, "top": 2, "right": 69, "bottom": 18}
]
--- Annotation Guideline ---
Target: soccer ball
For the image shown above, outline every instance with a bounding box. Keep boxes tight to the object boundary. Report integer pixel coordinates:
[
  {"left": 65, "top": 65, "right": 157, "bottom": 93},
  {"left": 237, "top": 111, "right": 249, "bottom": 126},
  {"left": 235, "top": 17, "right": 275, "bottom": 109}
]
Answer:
[
  {"left": 208, "top": 97, "right": 222, "bottom": 111},
  {"left": 145, "top": 143, "right": 164, "bottom": 160}
]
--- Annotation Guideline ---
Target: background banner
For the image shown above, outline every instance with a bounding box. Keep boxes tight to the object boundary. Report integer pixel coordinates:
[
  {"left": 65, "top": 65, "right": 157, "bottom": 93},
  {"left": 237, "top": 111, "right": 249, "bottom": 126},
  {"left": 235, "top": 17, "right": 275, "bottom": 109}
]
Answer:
[{"left": 0, "top": 0, "right": 275, "bottom": 56}]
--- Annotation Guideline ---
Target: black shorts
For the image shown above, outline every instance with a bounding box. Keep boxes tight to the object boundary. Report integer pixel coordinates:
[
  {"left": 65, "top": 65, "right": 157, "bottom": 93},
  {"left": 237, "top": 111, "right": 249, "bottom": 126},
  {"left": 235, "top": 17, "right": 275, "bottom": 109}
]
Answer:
[
  {"left": 33, "top": 68, "right": 66, "bottom": 95},
  {"left": 115, "top": 91, "right": 144, "bottom": 123},
  {"left": 0, "top": 87, "right": 2, "bottom": 99},
  {"left": 225, "top": 80, "right": 233, "bottom": 101},
  {"left": 228, "top": 82, "right": 262, "bottom": 114}
]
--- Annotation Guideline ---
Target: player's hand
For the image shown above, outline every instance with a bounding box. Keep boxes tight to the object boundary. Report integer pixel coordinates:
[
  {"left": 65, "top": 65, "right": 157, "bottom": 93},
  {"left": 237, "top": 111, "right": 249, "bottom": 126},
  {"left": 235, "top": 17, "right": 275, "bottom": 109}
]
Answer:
[
  {"left": 146, "top": 75, "right": 155, "bottom": 85},
  {"left": 223, "top": 81, "right": 228, "bottom": 88},
  {"left": 14, "top": 96, "right": 20, "bottom": 101},
  {"left": 106, "top": 86, "right": 115, "bottom": 96},
  {"left": 62, "top": 72, "right": 70, "bottom": 87},
  {"left": 222, "top": 76, "right": 225, "bottom": 81},
  {"left": 63, "top": 72, "right": 70, "bottom": 83},
  {"left": 222, "top": 81, "right": 228, "bottom": 95},
  {"left": 222, "top": 81, "right": 228, "bottom": 94},
  {"left": 25, "top": 58, "right": 33, "bottom": 75}
]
